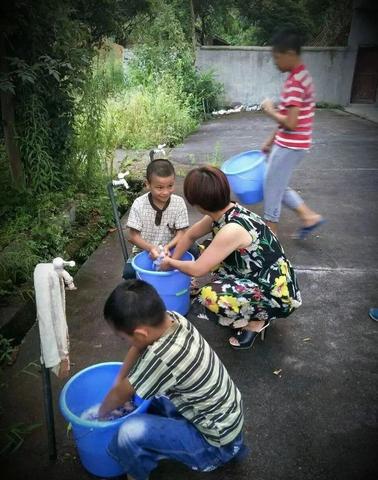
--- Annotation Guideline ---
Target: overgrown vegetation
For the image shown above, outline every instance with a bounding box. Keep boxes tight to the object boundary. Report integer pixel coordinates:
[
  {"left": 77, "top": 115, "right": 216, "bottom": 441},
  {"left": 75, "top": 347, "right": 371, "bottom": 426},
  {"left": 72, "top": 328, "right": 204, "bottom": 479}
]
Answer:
[
  {"left": 0, "top": 41, "right": 140, "bottom": 298},
  {"left": 106, "top": 83, "right": 198, "bottom": 149},
  {"left": 0, "top": 177, "right": 143, "bottom": 298},
  {"left": 0, "top": 0, "right": 223, "bottom": 301}
]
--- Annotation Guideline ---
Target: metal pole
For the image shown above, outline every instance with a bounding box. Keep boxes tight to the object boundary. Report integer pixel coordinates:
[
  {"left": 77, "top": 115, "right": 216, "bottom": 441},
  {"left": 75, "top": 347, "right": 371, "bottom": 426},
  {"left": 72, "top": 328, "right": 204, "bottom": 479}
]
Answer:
[
  {"left": 41, "top": 362, "right": 57, "bottom": 461},
  {"left": 107, "top": 182, "right": 128, "bottom": 262}
]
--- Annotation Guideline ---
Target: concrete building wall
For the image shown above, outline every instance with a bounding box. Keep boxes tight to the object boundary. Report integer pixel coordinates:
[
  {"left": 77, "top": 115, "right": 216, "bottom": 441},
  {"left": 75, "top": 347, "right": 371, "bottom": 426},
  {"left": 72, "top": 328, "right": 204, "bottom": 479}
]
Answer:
[
  {"left": 347, "top": 0, "right": 378, "bottom": 105},
  {"left": 196, "top": 46, "right": 356, "bottom": 106}
]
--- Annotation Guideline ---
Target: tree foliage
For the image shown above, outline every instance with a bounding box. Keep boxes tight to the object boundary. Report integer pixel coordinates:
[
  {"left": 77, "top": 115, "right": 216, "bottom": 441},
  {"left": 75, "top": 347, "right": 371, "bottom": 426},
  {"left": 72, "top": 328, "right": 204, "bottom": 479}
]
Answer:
[
  {"left": 230, "top": 0, "right": 353, "bottom": 45},
  {"left": 308, "top": 0, "right": 353, "bottom": 46},
  {"left": 164, "top": 0, "right": 353, "bottom": 46},
  {"left": 0, "top": 0, "right": 149, "bottom": 192},
  {"left": 73, "top": 0, "right": 149, "bottom": 45},
  {"left": 234, "top": 0, "right": 313, "bottom": 44}
]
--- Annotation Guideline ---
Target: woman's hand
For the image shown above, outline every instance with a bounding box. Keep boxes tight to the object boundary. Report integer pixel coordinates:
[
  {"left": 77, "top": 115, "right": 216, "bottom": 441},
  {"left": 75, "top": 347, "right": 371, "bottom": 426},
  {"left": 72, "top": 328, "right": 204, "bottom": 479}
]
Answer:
[
  {"left": 159, "top": 256, "right": 173, "bottom": 271},
  {"left": 163, "top": 245, "right": 172, "bottom": 257},
  {"left": 172, "top": 216, "right": 213, "bottom": 260}
]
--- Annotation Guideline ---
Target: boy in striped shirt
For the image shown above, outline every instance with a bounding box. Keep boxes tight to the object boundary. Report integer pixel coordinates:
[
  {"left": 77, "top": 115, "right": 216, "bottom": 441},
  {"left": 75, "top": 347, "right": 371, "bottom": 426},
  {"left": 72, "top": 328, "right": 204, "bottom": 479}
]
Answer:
[
  {"left": 99, "top": 280, "right": 245, "bottom": 480},
  {"left": 261, "top": 27, "right": 324, "bottom": 238}
]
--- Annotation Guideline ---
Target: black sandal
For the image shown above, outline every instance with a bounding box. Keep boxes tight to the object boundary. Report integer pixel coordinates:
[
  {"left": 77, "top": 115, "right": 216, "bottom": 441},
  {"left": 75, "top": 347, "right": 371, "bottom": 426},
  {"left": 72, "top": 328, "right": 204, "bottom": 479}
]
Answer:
[{"left": 229, "top": 322, "right": 270, "bottom": 350}]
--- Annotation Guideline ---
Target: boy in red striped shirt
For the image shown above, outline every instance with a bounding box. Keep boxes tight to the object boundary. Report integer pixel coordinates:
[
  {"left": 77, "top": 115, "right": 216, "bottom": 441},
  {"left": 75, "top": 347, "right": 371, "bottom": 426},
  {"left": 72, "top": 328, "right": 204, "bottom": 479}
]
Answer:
[{"left": 261, "top": 28, "right": 324, "bottom": 238}]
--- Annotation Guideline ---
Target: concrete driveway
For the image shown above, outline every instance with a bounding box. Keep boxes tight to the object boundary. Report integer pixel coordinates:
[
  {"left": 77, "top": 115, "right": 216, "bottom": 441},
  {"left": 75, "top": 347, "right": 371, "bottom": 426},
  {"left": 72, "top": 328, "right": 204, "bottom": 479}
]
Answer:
[{"left": 1, "top": 110, "right": 377, "bottom": 480}]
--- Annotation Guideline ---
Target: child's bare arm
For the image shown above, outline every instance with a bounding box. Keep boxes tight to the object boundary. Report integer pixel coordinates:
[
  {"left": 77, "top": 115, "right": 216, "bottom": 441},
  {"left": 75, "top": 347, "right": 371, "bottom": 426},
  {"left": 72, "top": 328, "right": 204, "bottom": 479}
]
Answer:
[
  {"left": 127, "top": 228, "right": 159, "bottom": 259},
  {"left": 114, "top": 346, "right": 143, "bottom": 386},
  {"left": 261, "top": 99, "right": 299, "bottom": 130},
  {"left": 98, "top": 377, "right": 135, "bottom": 419},
  {"left": 261, "top": 129, "right": 278, "bottom": 153}
]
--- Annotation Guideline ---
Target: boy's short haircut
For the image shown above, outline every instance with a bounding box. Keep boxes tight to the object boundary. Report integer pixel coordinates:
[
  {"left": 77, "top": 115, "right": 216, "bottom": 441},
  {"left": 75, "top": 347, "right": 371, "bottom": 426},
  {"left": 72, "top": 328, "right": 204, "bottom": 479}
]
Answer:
[
  {"left": 271, "top": 27, "right": 303, "bottom": 55},
  {"left": 104, "top": 280, "right": 166, "bottom": 335},
  {"left": 184, "top": 165, "right": 230, "bottom": 212},
  {"left": 146, "top": 159, "right": 175, "bottom": 182}
]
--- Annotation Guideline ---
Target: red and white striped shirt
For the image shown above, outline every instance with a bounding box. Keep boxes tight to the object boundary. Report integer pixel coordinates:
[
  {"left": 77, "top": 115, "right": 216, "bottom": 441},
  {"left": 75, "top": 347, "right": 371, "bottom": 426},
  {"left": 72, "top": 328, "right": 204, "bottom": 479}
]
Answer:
[{"left": 275, "top": 64, "right": 315, "bottom": 150}]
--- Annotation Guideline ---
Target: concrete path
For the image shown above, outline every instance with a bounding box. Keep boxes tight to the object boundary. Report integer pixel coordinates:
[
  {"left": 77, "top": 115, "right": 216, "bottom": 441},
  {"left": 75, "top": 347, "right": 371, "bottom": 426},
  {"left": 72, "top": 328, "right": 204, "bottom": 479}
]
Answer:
[
  {"left": 1, "top": 110, "right": 377, "bottom": 480},
  {"left": 344, "top": 104, "right": 378, "bottom": 125}
]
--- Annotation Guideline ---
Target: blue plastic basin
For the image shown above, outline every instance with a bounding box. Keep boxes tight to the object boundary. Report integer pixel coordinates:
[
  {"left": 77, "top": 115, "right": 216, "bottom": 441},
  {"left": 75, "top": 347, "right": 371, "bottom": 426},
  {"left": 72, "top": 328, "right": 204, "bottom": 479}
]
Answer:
[
  {"left": 222, "top": 150, "right": 266, "bottom": 204},
  {"left": 132, "top": 250, "right": 193, "bottom": 315},
  {"left": 59, "top": 362, "right": 151, "bottom": 478}
]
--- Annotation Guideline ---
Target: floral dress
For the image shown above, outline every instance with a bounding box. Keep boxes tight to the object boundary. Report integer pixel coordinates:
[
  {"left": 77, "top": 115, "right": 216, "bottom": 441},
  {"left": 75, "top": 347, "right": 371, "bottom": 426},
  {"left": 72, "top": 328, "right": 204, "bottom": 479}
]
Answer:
[{"left": 199, "top": 203, "right": 301, "bottom": 329}]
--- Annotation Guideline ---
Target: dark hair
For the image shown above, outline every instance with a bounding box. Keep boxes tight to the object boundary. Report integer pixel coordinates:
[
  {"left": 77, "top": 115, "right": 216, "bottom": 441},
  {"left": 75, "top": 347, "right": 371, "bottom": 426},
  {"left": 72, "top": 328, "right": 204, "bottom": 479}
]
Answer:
[
  {"left": 146, "top": 159, "right": 175, "bottom": 182},
  {"left": 104, "top": 280, "right": 166, "bottom": 334},
  {"left": 184, "top": 165, "right": 230, "bottom": 212},
  {"left": 271, "top": 27, "right": 303, "bottom": 55}
]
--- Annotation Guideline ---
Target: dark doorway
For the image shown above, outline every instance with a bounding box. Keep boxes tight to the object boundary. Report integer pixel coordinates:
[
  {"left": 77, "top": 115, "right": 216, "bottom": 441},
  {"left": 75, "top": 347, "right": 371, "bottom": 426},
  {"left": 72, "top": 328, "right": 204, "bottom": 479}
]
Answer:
[{"left": 351, "top": 46, "right": 378, "bottom": 103}]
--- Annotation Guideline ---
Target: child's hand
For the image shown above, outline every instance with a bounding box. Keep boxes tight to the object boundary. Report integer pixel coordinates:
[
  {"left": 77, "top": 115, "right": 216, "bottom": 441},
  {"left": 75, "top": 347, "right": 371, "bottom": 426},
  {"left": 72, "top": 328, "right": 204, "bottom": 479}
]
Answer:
[
  {"left": 81, "top": 404, "right": 101, "bottom": 421},
  {"left": 163, "top": 245, "right": 172, "bottom": 257},
  {"left": 261, "top": 98, "right": 275, "bottom": 115},
  {"left": 149, "top": 247, "right": 160, "bottom": 260},
  {"left": 261, "top": 139, "right": 272, "bottom": 154}
]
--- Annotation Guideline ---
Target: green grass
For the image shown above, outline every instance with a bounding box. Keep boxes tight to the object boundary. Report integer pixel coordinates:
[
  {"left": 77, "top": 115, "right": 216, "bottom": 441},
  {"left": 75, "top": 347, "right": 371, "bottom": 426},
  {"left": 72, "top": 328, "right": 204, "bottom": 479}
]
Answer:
[
  {"left": 104, "top": 81, "right": 198, "bottom": 149},
  {"left": 0, "top": 179, "right": 141, "bottom": 299},
  {"left": 316, "top": 102, "right": 344, "bottom": 110}
]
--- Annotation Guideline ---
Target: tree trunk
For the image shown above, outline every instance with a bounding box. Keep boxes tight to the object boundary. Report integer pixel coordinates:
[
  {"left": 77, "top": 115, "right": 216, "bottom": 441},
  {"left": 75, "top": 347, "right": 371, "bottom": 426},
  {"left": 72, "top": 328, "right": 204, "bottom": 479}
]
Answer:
[
  {"left": 0, "top": 35, "right": 24, "bottom": 189},
  {"left": 189, "top": 0, "right": 197, "bottom": 56},
  {"left": 200, "top": 14, "right": 205, "bottom": 45}
]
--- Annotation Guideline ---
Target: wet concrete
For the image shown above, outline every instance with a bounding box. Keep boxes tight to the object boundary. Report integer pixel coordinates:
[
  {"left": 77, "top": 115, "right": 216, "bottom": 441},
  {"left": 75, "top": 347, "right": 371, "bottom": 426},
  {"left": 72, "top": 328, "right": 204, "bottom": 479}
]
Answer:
[{"left": 1, "top": 110, "right": 378, "bottom": 480}]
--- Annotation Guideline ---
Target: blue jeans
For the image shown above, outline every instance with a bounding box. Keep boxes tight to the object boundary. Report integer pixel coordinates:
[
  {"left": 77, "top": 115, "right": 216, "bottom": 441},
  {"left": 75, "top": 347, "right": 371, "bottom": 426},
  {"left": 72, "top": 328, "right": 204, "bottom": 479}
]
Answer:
[{"left": 107, "top": 397, "right": 246, "bottom": 480}]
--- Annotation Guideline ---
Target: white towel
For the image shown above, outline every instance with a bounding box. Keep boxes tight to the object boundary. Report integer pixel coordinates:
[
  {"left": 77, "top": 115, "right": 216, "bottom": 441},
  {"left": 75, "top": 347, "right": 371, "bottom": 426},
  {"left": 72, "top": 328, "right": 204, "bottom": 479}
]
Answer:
[{"left": 34, "top": 263, "right": 70, "bottom": 378}]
